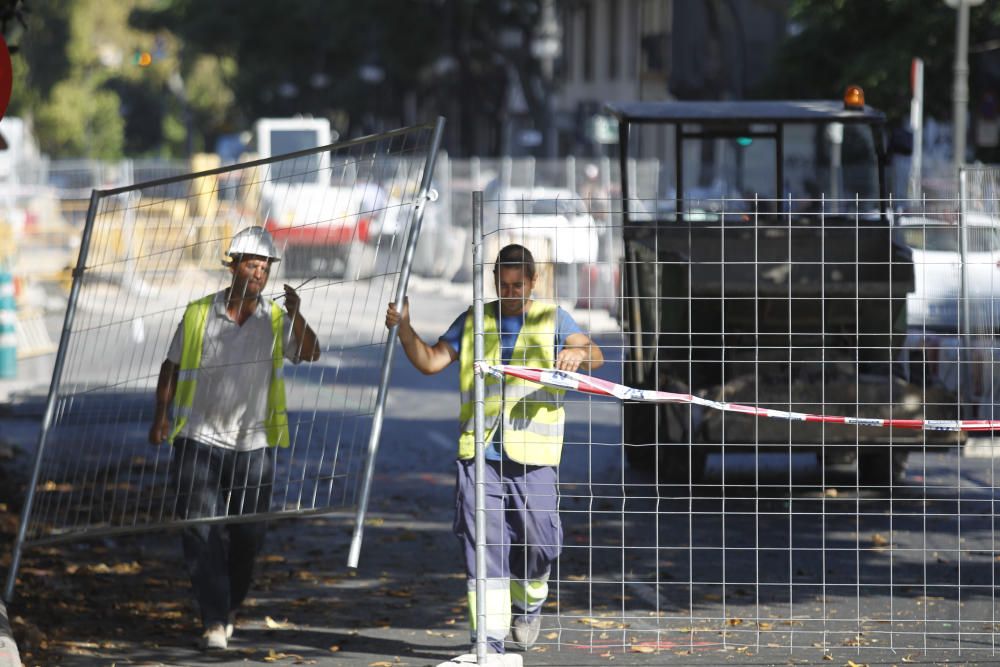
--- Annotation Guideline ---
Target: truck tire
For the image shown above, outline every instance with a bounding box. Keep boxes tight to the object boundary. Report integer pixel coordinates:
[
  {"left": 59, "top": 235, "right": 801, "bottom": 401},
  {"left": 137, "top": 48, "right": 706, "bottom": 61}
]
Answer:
[
  {"left": 658, "top": 445, "right": 708, "bottom": 486},
  {"left": 623, "top": 403, "right": 657, "bottom": 471},
  {"left": 857, "top": 450, "right": 907, "bottom": 488}
]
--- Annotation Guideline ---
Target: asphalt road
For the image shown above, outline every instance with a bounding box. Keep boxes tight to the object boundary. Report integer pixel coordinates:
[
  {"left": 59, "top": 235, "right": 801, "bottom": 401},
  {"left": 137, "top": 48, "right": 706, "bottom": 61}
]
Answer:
[{"left": 2, "top": 276, "right": 1000, "bottom": 666}]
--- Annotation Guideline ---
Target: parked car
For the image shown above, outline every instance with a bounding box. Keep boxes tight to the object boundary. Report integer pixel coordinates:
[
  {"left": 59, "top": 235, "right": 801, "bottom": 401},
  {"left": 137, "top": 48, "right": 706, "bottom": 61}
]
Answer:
[
  {"left": 900, "top": 214, "right": 1000, "bottom": 334},
  {"left": 479, "top": 186, "right": 601, "bottom": 307}
]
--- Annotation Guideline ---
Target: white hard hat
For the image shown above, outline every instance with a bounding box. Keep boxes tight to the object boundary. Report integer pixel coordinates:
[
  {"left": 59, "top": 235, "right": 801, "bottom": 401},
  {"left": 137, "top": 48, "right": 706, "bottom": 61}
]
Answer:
[{"left": 226, "top": 226, "right": 281, "bottom": 263}]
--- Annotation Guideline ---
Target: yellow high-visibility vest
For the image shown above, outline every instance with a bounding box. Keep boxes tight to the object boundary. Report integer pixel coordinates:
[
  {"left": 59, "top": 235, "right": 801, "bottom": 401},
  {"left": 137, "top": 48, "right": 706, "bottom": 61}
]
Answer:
[
  {"left": 457, "top": 301, "right": 564, "bottom": 465},
  {"left": 170, "top": 294, "right": 290, "bottom": 448}
]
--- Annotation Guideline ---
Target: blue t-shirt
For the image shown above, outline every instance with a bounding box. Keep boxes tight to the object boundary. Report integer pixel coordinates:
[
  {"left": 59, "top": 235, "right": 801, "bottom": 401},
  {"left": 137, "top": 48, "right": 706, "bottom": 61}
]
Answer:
[{"left": 439, "top": 303, "right": 584, "bottom": 460}]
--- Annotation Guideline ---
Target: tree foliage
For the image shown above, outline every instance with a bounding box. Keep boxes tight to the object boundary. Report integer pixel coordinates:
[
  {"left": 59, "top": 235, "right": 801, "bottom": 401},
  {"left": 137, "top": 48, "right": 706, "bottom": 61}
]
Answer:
[{"left": 760, "top": 0, "right": 1000, "bottom": 124}]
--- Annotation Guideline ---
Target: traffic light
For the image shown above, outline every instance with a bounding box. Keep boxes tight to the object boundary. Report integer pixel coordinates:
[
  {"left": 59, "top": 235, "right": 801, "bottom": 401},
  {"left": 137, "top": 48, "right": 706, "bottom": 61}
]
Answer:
[{"left": 133, "top": 50, "right": 152, "bottom": 67}]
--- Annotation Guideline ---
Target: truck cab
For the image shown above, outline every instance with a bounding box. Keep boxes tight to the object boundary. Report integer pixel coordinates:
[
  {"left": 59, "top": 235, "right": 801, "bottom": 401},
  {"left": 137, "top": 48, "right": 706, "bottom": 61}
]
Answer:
[
  {"left": 253, "top": 117, "right": 386, "bottom": 277},
  {"left": 607, "top": 89, "right": 961, "bottom": 486}
]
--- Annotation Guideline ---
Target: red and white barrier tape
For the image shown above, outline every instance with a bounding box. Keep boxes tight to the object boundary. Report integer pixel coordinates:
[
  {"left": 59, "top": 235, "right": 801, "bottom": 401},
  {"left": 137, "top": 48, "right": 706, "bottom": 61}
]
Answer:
[{"left": 475, "top": 363, "right": 1000, "bottom": 433}]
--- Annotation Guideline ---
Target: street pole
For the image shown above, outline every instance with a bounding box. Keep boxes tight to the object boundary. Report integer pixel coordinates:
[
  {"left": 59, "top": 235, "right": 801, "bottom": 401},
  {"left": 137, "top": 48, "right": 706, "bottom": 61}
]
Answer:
[
  {"left": 909, "top": 58, "right": 925, "bottom": 201},
  {"left": 533, "top": 0, "right": 561, "bottom": 159},
  {"left": 948, "top": 0, "right": 985, "bottom": 174}
]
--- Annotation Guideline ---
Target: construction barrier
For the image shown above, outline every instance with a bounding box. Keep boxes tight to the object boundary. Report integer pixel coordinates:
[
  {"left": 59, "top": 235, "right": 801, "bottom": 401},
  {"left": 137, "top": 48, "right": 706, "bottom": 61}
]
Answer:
[
  {"left": 465, "top": 180, "right": 1000, "bottom": 662},
  {"left": 0, "top": 269, "right": 15, "bottom": 378},
  {"left": 4, "top": 120, "right": 445, "bottom": 601}
]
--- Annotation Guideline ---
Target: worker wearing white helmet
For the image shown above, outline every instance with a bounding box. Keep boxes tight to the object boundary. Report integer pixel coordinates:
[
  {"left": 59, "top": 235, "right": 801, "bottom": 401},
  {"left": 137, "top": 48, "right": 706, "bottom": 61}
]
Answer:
[{"left": 149, "top": 225, "right": 320, "bottom": 650}]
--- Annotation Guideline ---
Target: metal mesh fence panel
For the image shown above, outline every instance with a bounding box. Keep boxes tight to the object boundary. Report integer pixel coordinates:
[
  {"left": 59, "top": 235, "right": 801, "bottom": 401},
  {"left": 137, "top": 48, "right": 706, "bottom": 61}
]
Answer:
[
  {"left": 10, "top": 123, "right": 441, "bottom": 568},
  {"left": 473, "top": 186, "right": 1000, "bottom": 661}
]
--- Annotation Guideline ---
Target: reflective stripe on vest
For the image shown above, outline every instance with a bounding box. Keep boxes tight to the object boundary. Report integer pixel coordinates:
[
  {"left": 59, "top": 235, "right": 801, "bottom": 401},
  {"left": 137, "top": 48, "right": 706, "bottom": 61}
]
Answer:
[
  {"left": 457, "top": 301, "right": 564, "bottom": 465},
  {"left": 170, "top": 295, "right": 290, "bottom": 448}
]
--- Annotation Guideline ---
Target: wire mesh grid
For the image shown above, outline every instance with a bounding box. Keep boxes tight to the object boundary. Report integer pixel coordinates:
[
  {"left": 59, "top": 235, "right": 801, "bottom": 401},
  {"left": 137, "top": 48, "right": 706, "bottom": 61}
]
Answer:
[
  {"left": 16, "top": 123, "right": 440, "bottom": 550},
  {"left": 473, "top": 185, "right": 1000, "bottom": 660}
]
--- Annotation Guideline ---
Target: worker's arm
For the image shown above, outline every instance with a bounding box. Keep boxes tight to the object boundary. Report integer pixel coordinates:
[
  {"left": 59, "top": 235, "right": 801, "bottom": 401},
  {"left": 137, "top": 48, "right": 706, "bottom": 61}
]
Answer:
[
  {"left": 386, "top": 298, "right": 458, "bottom": 375},
  {"left": 149, "top": 359, "right": 178, "bottom": 445},
  {"left": 283, "top": 284, "right": 321, "bottom": 362},
  {"left": 556, "top": 332, "right": 604, "bottom": 373}
]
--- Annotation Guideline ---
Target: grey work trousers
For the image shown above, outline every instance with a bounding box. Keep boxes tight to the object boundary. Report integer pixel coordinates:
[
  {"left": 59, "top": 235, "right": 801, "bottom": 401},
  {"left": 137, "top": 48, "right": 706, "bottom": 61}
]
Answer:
[{"left": 170, "top": 437, "right": 275, "bottom": 629}]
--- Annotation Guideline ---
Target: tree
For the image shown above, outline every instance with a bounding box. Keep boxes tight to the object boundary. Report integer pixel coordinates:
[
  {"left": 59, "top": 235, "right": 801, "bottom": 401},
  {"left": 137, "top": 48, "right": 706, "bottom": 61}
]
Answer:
[{"left": 759, "top": 0, "right": 1000, "bottom": 126}]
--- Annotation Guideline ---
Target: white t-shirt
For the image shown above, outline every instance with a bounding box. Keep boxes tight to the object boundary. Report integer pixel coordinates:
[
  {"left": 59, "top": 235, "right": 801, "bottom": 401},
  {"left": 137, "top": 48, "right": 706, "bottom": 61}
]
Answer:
[{"left": 167, "top": 290, "right": 302, "bottom": 451}]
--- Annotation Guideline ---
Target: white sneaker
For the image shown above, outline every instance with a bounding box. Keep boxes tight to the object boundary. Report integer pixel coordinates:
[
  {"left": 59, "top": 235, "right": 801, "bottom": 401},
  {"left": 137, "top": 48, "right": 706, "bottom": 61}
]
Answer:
[
  {"left": 436, "top": 653, "right": 523, "bottom": 667},
  {"left": 0, "top": 636, "right": 22, "bottom": 667},
  {"left": 200, "top": 624, "right": 228, "bottom": 650},
  {"left": 511, "top": 613, "right": 541, "bottom": 649}
]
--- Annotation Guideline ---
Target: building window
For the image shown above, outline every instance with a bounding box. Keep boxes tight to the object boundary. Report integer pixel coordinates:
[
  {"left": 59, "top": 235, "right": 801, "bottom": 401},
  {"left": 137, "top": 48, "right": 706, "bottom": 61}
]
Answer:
[
  {"left": 628, "top": 0, "right": 639, "bottom": 78},
  {"left": 607, "top": 0, "right": 619, "bottom": 80},
  {"left": 559, "top": 4, "right": 574, "bottom": 81}
]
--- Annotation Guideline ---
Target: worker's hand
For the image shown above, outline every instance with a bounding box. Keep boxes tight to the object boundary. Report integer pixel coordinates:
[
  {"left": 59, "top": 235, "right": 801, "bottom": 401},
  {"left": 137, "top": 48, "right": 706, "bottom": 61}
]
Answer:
[
  {"left": 283, "top": 284, "right": 301, "bottom": 317},
  {"left": 386, "top": 297, "right": 410, "bottom": 330},
  {"left": 149, "top": 415, "right": 171, "bottom": 446},
  {"left": 555, "top": 346, "right": 587, "bottom": 373}
]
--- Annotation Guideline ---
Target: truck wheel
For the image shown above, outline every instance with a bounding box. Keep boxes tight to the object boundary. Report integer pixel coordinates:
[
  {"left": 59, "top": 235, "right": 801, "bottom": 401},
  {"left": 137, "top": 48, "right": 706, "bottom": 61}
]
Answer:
[
  {"left": 857, "top": 450, "right": 907, "bottom": 488},
  {"left": 623, "top": 403, "right": 657, "bottom": 471},
  {"left": 624, "top": 444, "right": 656, "bottom": 469},
  {"left": 658, "top": 445, "right": 707, "bottom": 486}
]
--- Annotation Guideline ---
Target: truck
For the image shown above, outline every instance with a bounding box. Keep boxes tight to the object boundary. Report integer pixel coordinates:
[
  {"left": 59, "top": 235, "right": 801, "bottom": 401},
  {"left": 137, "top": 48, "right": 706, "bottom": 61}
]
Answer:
[
  {"left": 607, "top": 88, "right": 961, "bottom": 487},
  {"left": 252, "top": 117, "right": 386, "bottom": 277}
]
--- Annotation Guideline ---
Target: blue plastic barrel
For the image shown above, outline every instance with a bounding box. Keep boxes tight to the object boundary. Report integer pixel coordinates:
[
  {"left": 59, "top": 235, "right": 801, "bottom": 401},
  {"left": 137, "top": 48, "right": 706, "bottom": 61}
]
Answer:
[{"left": 0, "top": 270, "right": 16, "bottom": 378}]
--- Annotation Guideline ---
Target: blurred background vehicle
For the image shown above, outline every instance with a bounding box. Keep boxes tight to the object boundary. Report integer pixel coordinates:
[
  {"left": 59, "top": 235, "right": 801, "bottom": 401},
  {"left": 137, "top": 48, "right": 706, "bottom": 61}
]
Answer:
[
  {"left": 477, "top": 185, "right": 601, "bottom": 308},
  {"left": 252, "top": 117, "right": 388, "bottom": 278},
  {"left": 611, "top": 93, "right": 963, "bottom": 487},
  {"left": 899, "top": 214, "right": 1000, "bottom": 334}
]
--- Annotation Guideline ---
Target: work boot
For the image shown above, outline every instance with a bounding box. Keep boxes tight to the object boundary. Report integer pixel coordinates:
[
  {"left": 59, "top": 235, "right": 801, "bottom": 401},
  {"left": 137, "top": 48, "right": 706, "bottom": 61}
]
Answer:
[
  {"left": 436, "top": 653, "right": 522, "bottom": 667},
  {"left": 200, "top": 623, "right": 228, "bottom": 650},
  {"left": 511, "top": 610, "right": 542, "bottom": 650}
]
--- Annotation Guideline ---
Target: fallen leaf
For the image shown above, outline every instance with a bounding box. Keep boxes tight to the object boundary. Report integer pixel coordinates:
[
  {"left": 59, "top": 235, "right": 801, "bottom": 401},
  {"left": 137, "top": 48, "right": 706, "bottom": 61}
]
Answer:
[
  {"left": 265, "top": 616, "right": 292, "bottom": 629},
  {"left": 824, "top": 488, "right": 839, "bottom": 497},
  {"left": 727, "top": 617, "right": 744, "bottom": 626},
  {"left": 845, "top": 661, "right": 868, "bottom": 667},
  {"left": 758, "top": 622, "right": 774, "bottom": 630},
  {"left": 544, "top": 632, "right": 558, "bottom": 639},
  {"left": 902, "top": 656, "right": 917, "bottom": 663},
  {"left": 369, "top": 662, "right": 394, "bottom": 667},
  {"left": 630, "top": 645, "right": 656, "bottom": 653},
  {"left": 822, "top": 656, "right": 832, "bottom": 661},
  {"left": 329, "top": 645, "right": 341, "bottom": 652},
  {"left": 263, "top": 649, "right": 304, "bottom": 662},
  {"left": 580, "top": 617, "right": 619, "bottom": 629},
  {"left": 871, "top": 533, "right": 890, "bottom": 547}
]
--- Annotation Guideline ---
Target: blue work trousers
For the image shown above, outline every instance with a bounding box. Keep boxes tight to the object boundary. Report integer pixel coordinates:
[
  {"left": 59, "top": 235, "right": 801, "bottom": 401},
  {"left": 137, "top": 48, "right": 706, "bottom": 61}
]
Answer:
[{"left": 454, "top": 458, "right": 562, "bottom": 650}]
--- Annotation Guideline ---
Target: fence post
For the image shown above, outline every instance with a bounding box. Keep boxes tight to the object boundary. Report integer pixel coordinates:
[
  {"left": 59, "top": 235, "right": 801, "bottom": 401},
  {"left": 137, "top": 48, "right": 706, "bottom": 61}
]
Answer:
[
  {"left": 471, "top": 190, "right": 487, "bottom": 665},
  {"left": 347, "top": 117, "right": 447, "bottom": 568}
]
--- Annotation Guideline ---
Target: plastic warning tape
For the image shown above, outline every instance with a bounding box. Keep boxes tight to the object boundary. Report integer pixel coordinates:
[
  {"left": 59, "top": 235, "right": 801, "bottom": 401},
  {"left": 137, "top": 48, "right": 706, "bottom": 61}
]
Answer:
[{"left": 476, "top": 363, "right": 1000, "bottom": 433}]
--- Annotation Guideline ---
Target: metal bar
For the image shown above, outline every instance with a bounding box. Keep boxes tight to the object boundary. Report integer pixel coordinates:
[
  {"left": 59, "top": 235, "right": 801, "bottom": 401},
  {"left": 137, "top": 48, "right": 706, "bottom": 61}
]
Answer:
[
  {"left": 347, "top": 116, "right": 446, "bottom": 568},
  {"left": 471, "top": 190, "right": 488, "bottom": 665},
  {"left": 4, "top": 189, "right": 102, "bottom": 602},
  {"left": 98, "top": 122, "right": 438, "bottom": 197},
  {"left": 22, "top": 503, "right": 362, "bottom": 548}
]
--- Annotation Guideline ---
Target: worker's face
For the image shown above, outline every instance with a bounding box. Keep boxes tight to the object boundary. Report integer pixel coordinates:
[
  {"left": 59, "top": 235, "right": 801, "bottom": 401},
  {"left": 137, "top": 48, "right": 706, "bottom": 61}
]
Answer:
[
  {"left": 230, "top": 255, "right": 271, "bottom": 298},
  {"left": 495, "top": 266, "right": 535, "bottom": 316}
]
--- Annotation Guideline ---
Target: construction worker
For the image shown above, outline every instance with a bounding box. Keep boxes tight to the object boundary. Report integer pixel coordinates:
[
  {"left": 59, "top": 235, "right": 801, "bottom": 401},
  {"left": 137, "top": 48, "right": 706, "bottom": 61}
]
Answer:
[
  {"left": 148, "top": 226, "right": 320, "bottom": 650},
  {"left": 386, "top": 243, "right": 603, "bottom": 666}
]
